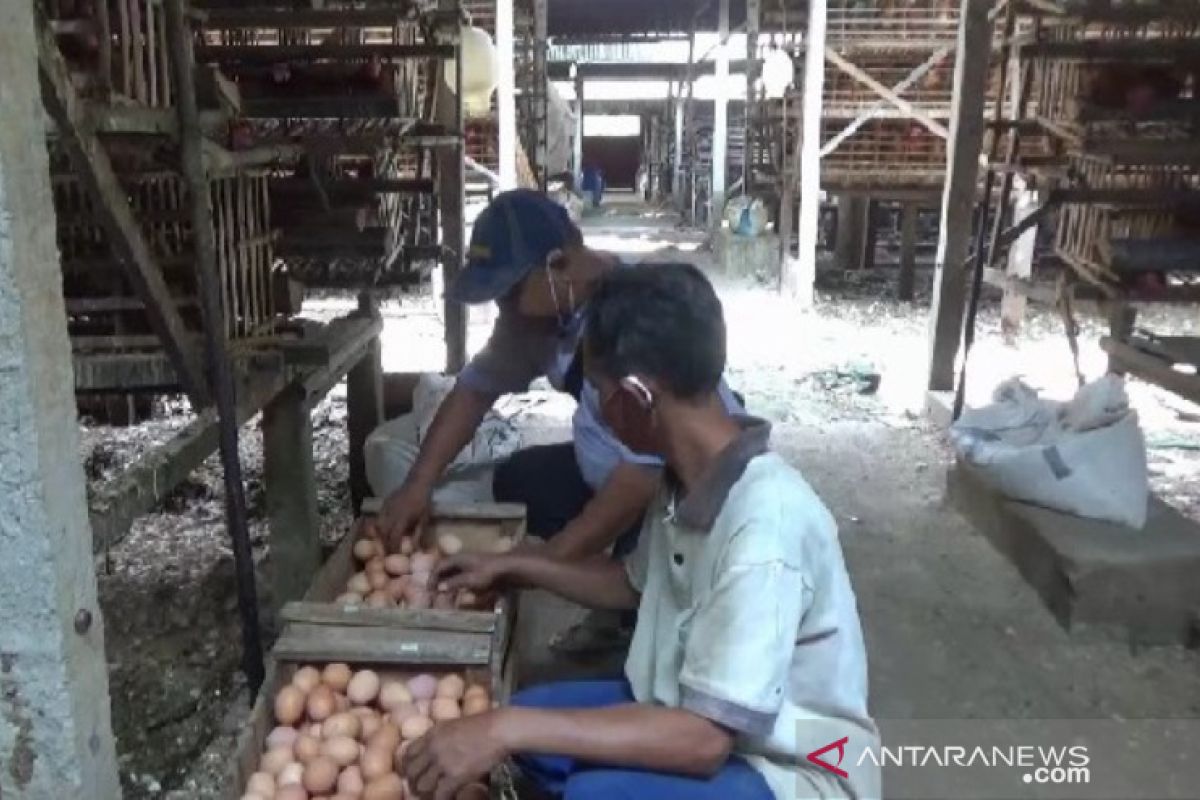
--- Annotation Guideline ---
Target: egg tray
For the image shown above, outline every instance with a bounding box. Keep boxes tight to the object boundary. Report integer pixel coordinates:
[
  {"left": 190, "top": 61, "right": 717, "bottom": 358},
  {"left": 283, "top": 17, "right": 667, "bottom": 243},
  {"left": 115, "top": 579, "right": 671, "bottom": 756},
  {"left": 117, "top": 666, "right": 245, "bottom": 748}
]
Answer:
[
  {"left": 227, "top": 654, "right": 516, "bottom": 800},
  {"left": 282, "top": 502, "right": 526, "bottom": 665}
]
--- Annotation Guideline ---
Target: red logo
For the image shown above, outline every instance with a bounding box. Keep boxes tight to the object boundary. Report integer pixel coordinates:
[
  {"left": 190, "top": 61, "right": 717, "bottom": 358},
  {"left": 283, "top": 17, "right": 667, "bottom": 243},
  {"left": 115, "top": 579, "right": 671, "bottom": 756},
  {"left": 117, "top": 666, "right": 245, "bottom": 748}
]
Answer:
[{"left": 807, "top": 736, "right": 850, "bottom": 779}]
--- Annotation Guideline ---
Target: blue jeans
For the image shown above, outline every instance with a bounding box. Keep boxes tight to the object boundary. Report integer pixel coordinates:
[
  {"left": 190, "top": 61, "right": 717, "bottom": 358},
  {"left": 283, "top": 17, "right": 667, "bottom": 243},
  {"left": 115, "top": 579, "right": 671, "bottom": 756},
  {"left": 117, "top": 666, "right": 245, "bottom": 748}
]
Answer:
[{"left": 512, "top": 680, "right": 775, "bottom": 800}]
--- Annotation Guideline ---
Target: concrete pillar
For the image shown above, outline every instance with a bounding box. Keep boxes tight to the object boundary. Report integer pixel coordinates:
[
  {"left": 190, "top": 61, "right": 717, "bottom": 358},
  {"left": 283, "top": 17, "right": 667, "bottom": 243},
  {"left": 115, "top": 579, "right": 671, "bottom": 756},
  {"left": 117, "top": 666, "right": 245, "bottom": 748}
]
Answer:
[
  {"left": 834, "top": 195, "right": 869, "bottom": 270},
  {"left": 0, "top": 1, "right": 121, "bottom": 795},
  {"left": 927, "top": 0, "right": 993, "bottom": 391},
  {"left": 785, "top": 0, "right": 826, "bottom": 304},
  {"left": 898, "top": 201, "right": 920, "bottom": 300},
  {"left": 711, "top": 0, "right": 730, "bottom": 229},
  {"left": 347, "top": 330, "right": 384, "bottom": 512},
  {"left": 263, "top": 387, "right": 321, "bottom": 608},
  {"left": 495, "top": 0, "right": 517, "bottom": 190},
  {"left": 573, "top": 72, "right": 584, "bottom": 184}
]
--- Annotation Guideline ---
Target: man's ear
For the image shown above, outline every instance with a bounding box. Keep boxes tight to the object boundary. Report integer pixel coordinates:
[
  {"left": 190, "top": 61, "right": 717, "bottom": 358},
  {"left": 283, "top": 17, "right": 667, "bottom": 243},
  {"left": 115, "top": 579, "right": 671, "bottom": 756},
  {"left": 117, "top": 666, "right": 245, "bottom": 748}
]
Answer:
[
  {"left": 620, "top": 375, "right": 655, "bottom": 410},
  {"left": 545, "top": 248, "right": 568, "bottom": 272}
]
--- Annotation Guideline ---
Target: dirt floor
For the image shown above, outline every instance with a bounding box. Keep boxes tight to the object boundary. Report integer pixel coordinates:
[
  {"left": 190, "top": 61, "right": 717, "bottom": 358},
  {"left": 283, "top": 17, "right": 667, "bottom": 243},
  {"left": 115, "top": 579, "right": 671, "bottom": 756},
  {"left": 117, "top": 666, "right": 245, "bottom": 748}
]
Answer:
[{"left": 80, "top": 195, "right": 1200, "bottom": 797}]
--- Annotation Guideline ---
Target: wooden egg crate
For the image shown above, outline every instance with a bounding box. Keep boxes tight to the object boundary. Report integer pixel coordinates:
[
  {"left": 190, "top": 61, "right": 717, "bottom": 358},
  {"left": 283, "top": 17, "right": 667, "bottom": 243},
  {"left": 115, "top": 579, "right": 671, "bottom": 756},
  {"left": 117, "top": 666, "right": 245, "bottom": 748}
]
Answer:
[
  {"left": 227, "top": 652, "right": 515, "bottom": 800},
  {"left": 278, "top": 502, "right": 526, "bottom": 679}
]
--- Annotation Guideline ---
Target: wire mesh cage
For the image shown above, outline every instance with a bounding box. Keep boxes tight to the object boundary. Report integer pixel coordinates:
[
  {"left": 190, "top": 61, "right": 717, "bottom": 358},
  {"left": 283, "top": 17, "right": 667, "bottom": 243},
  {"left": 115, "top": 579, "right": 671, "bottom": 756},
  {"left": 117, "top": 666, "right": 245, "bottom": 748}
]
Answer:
[{"left": 822, "top": 118, "right": 948, "bottom": 187}]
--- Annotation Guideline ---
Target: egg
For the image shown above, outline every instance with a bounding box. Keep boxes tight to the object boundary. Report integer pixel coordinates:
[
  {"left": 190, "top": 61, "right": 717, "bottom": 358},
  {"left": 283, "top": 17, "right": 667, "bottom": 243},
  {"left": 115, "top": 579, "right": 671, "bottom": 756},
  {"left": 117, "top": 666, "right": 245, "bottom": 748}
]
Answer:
[
  {"left": 430, "top": 697, "right": 461, "bottom": 722},
  {"left": 462, "top": 693, "right": 491, "bottom": 716},
  {"left": 337, "top": 765, "right": 365, "bottom": 796},
  {"left": 365, "top": 590, "right": 392, "bottom": 609},
  {"left": 278, "top": 761, "right": 306, "bottom": 786},
  {"left": 368, "top": 722, "right": 402, "bottom": 753},
  {"left": 307, "top": 723, "right": 323, "bottom": 739},
  {"left": 433, "top": 592, "right": 455, "bottom": 610},
  {"left": 415, "top": 699, "right": 431, "bottom": 717},
  {"left": 386, "top": 577, "right": 409, "bottom": 601},
  {"left": 334, "top": 592, "right": 363, "bottom": 606},
  {"left": 292, "top": 665, "right": 322, "bottom": 692},
  {"left": 378, "top": 681, "right": 413, "bottom": 710},
  {"left": 463, "top": 685, "right": 489, "bottom": 702},
  {"left": 360, "top": 746, "right": 394, "bottom": 781},
  {"left": 355, "top": 708, "right": 383, "bottom": 740},
  {"left": 363, "top": 773, "right": 405, "bottom": 800},
  {"left": 322, "top": 663, "right": 353, "bottom": 692},
  {"left": 400, "top": 715, "right": 433, "bottom": 741},
  {"left": 275, "top": 786, "right": 309, "bottom": 800},
  {"left": 302, "top": 756, "right": 339, "bottom": 794},
  {"left": 261, "top": 746, "right": 294, "bottom": 776},
  {"left": 387, "top": 702, "right": 420, "bottom": 726},
  {"left": 347, "top": 572, "right": 372, "bottom": 595},
  {"left": 306, "top": 686, "right": 337, "bottom": 722},
  {"left": 383, "top": 554, "right": 411, "bottom": 576},
  {"left": 406, "top": 673, "right": 438, "bottom": 701},
  {"left": 436, "top": 533, "right": 463, "bottom": 556},
  {"left": 294, "top": 733, "right": 323, "bottom": 763},
  {"left": 275, "top": 686, "right": 306, "bottom": 726},
  {"left": 353, "top": 538, "right": 379, "bottom": 561},
  {"left": 409, "top": 552, "right": 437, "bottom": 575},
  {"left": 435, "top": 674, "right": 467, "bottom": 701},
  {"left": 267, "top": 726, "right": 299, "bottom": 750},
  {"left": 346, "top": 670, "right": 381, "bottom": 705},
  {"left": 492, "top": 535, "right": 515, "bottom": 553},
  {"left": 366, "top": 556, "right": 387, "bottom": 575},
  {"left": 322, "top": 735, "right": 359, "bottom": 767},
  {"left": 367, "top": 570, "right": 389, "bottom": 592},
  {"left": 457, "top": 590, "right": 478, "bottom": 608},
  {"left": 399, "top": 536, "right": 415, "bottom": 555},
  {"left": 240, "top": 794, "right": 268, "bottom": 800},
  {"left": 246, "top": 771, "right": 276, "bottom": 797},
  {"left": 322, "top": 712, "right": 360, "bottom": 740}
]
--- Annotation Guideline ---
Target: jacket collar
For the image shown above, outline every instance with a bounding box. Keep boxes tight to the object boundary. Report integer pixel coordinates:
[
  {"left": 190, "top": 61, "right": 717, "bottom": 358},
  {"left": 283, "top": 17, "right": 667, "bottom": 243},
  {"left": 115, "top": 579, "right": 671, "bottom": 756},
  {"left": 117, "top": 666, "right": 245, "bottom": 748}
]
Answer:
[{"left": 671, "top": 416, "right": 772, "bottom": 531}]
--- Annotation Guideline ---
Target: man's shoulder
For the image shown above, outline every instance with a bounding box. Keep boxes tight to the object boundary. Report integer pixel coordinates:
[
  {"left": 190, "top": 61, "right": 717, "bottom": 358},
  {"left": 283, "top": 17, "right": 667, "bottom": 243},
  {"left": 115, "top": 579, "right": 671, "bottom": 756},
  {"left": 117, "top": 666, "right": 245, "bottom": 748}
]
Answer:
[{"left": 721, "top": 453, "right": 837, "bottom": 541}]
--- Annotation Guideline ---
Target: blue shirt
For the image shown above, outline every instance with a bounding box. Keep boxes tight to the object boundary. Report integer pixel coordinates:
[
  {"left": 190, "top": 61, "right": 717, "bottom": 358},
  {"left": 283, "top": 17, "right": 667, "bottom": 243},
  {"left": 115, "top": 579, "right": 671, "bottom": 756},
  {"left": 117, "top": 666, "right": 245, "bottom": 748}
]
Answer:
[{"left": 457, "top": 288, "right": 740, "bottom": 490}]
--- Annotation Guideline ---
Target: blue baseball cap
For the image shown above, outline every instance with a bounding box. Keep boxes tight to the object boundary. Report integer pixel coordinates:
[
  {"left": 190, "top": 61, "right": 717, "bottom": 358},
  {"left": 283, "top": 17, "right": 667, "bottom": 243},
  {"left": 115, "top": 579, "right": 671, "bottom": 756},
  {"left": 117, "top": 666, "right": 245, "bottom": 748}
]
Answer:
[{"left": 450, "top": 189, "right": 577, "bottom": 304}]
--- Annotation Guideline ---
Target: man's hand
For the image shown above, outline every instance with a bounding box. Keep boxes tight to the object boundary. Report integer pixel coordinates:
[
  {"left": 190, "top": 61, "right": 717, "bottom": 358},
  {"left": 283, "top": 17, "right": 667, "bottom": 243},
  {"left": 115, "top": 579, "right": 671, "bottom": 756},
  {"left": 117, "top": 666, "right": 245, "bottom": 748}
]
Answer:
[
  {"left": 403, "top": 712, "right": 509, "bottom": 800},
  {"left": 378, "top": 480, "right": 432, "bottom": 553},
  {"left": 431, "top": 553, "right": 512, "bottom": 594}
]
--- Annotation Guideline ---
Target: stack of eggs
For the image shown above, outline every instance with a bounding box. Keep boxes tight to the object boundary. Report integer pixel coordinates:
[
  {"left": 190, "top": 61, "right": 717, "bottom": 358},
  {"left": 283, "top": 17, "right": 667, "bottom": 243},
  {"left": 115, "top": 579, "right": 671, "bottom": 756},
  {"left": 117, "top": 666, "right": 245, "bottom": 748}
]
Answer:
[
  {"left": 335, "top": 527, "right": 514, "bottom": 610},
  {"left": 242, "top": 663, "right": 493, "bottom": 800}
]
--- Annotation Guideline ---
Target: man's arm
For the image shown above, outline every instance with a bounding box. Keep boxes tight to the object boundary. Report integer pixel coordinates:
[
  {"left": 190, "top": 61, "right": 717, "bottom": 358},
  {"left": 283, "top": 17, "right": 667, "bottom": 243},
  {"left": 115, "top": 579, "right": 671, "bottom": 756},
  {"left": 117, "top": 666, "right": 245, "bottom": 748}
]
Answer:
[
  {"left": 542, "top": 462, "right": 659, "bottom": 560},
  {"left": 435, "top": 552, "right": 640, "bottom": 611},
  {"left": 378, "top": 385, "right": 498, "bottom": 547}
]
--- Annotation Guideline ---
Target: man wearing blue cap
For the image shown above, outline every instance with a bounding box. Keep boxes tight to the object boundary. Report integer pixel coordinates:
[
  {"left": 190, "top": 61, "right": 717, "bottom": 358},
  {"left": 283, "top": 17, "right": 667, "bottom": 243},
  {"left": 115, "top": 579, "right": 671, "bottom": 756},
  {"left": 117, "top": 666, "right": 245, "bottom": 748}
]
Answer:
[{"left": 379, "top": 189, "right": 740, "bottom": 652}]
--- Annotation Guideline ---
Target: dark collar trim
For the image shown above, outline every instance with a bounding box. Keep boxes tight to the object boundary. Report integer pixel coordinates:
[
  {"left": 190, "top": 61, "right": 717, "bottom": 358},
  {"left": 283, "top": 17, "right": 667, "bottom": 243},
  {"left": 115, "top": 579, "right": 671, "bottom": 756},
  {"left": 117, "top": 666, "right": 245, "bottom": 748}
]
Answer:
[{"left": 673, "top": 416, "right": 771, "bottom": 530}]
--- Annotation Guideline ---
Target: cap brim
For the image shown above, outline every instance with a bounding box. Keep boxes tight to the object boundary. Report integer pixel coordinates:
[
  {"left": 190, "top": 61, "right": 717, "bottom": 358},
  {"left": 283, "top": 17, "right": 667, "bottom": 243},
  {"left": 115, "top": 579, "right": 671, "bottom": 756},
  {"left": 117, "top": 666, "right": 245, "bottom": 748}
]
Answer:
[{"left": 447, "top": 259, "right": 528, "bottom": 305}]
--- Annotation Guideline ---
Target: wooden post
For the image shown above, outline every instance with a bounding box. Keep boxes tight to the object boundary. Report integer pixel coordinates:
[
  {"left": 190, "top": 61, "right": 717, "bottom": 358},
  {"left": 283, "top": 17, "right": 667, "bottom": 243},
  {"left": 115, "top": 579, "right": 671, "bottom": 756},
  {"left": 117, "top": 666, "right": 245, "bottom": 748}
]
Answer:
[
  {"left": 573, "top": 71, "right": 585, "bottom": 183},
  {"left": 496, "top": 0, "right": 517, "bottom": 190},
  {"left": 263, "top": 387, "right": 321, "bottom": 607},
  {"left": 744, "top": 0, "right": 761, "bottom": 191},
  {"left": 863, "top": 198, "right": 878, "bottom": 270},
  {"left": 1000, "top": 187, "right": 1037, "bottom": 340},
  {"left": 711, "top": 0, "right": 730, "bottom": 230},
  {"left": 347, "top": 322, "right": 384, "bottom": 512},
  {"left": 834, "top": 195, "right": 868, "bottom": 270},
  {"left": 534, "top": 0, "right": 549, "bottom": 187},
  {"left": 785, "top": 0, "right": 826, "bottom": 304},
  {"left": 899, "top": 201, "right": 919, "bottom": 300},
  {"left": 0, "top": 1, "right": 121, "bottom": 793},
  {"left": 437, "top": 0, "right": 467, "bottom": 372},
  {"left": 926, "top": 0, "right": 992, "bottom": 392},
  {"left": 672, "top": 92, "right": 685, "bottom": 202}
]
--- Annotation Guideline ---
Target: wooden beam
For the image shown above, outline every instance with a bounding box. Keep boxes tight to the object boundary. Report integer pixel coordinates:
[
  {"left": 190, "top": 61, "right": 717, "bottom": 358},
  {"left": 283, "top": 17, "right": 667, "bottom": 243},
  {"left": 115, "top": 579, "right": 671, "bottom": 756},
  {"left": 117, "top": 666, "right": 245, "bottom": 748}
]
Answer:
[
  {"left": 899, "top": 201, "right": 920, "bottom": 301},
  {"left": 196, "top": 43, "right": 453, "bottom": 63},
  {"left": 263, "top": 386, "right": 322, "bottom": 608},
  {"left": 824, "top": 47, "right": 950, "bottom": 139},
  {"left": 926, "top": 0, "right": 993, "bottom": 392},
  {"left": 1101, "top": 337, "right": 1200, "bottom": 406},
  {"left": 36, "top": 23, "right": 211, "bottom": 407},
  {"left": 201, "top": 7, "right": 415, "bottom": 27},
  {"left": 241, "top": 94, "right": 404, "bottom": 119},
  {"left": 270, "top": 177, "right": 435, "bottom": 199},
  {"left": 437, "top": 0, "right": 467, "bottom": 374},
  {"left": 710, "top": 0, "right": 730, "bottom": 232},
  {"left": 347, "top": 308, "right": 384, "bottom": 512}
]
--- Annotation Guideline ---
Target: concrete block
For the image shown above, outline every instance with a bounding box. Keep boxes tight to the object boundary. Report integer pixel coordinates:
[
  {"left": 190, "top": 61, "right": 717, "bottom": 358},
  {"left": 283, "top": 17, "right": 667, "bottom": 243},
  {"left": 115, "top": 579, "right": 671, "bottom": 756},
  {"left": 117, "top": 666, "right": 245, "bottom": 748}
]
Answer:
[
  {"left": 713, "top": 229, "right": 781, "bottom": 282},
  {"left": 948, "top": 462, "right": 1200, "bottom": 646}
]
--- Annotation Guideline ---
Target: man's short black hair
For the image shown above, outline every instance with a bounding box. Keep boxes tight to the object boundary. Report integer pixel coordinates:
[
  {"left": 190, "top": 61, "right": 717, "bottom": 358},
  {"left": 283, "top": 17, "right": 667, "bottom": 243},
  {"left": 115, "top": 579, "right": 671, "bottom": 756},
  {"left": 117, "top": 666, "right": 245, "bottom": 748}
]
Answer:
[{"left": 586, "top": 262, "right": 726, "bottom": 399}]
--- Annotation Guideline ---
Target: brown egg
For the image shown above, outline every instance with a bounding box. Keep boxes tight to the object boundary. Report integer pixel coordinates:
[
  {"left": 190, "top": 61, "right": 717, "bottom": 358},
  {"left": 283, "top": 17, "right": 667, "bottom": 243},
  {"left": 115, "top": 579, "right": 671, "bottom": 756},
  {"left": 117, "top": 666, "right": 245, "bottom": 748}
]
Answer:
[
  {"left": 306, "top": 686, "right": 337, "bottom": 722},
  {"left": 276, "top": 786, "right": 309, "bottom": 800},
  {"left": 430, "top": 697, "right": 461, "bottom": 722},
  {"left": 383, "top": 554, "right": 411, "bottom": 576},
  {"left": 294, "top": 733, "right": 323, "bottom": 763},
  {"left": 240, "top": 794, "right": 268, "bottom": 800},
  {"left": 322, "top": 663, "right": 353, "bottom": 692},
  {"left": 379, "top": 681, "right": 413, "bottom": 711},
  {"left": 410, "top": 552, "right": 437, "bottom": 575},
  {"left": 355, "top": 708, "right": 383, "bottom": 740},
  {"left": 334, "top": 592, "right": 363, "bottom": 606},
  {"left": 387, "top": 702, "right": 420, "bottom": 727},
  {"left": 347, "top": 670, "right": 381, "bottom": 705},
  {"left": 307, "top": 723, "right": 323, "bottom": 739},
  {"left": 363, "top": 773, "right": 405, "bottom": 800},
  {"left": 275, "top": 686, "right": 306, "bottom": 726},
  {"left": 400, "top": 715, "right": 433, "bottom": 741},
  {"left": 462, "top": 694, "right": 491, "bottom": 716},
  {"left": 406, "top": 673, "right": 437, "bottom": 701},
  {"left": 436, "top": 674, "right": 466, "bottom": 701},
  {"left": 360, "top": 746, "right": 394, "bottom": 781},
  {"left": 436, "top": 533, "right": 464, "bottom": 556},
  {"left": 353, "top": 538, "right": 379, "bottom": 562},
  {"left": 347, "top": 572, "right": 372, "bottom": 595},
  {"left": 322, "top": 735, "right": 360, "bottom": 767},
  {"left": 399, "top": 536, "right": 415, "bottom": 555},
  {"left": 333, "top": 693, "right": 350, "bottom": 713},
  {"left": 322, "top": 712, "right": 361, "bottom": 740},
  {"left": 293, "top": 666, "right": 323, "bottom": 693},
  {"left": 367, "top": 570, "right": 390, "bottom": 592},
  {"left": 365, "top": 590, "right": 392, "bottom": 609},
  {"left": 463, "top": 685, "right": 489, "bottom": 702},
  {"left": 267, "top": 726, "right": 300, "bottom": 750},
  {"left": 386, "top": 577, "right": 409, "bottom": 601},
  {"left": 260, "top": 746, "right": 295, "bottom": 776},
  {"left": 433, "top": 592, "right": 455, "bottom": 610},
  {"left": 246, "top": 771, "right": 276, "bottom": 797},
  {"left": 368, "top": 722, "right": 402, "bottom": 753},
  {"left": 366, "top": 556, "right": 387, "bottom": 576},
  {"left": 278, "top": 761, "right": 306, "bottom": 786},
  {"left": 303, "top": 756, "right": 339, "bottom": 794},
  {"left": 337, "top": 764, "right": 365, "bottom": 796}
]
